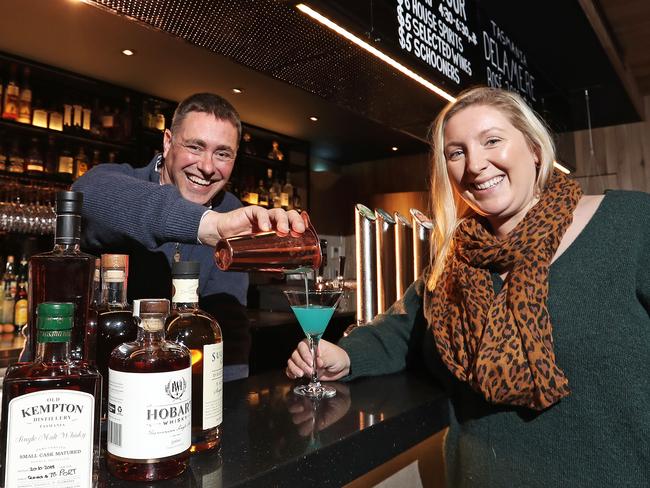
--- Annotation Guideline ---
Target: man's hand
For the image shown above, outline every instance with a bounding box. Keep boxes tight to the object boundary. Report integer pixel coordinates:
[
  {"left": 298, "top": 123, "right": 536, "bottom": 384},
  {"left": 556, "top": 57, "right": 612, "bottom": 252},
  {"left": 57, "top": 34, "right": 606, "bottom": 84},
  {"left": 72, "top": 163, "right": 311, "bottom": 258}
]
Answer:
[{"left": 198, "top": 207, "right": 306, "bottom": 247}]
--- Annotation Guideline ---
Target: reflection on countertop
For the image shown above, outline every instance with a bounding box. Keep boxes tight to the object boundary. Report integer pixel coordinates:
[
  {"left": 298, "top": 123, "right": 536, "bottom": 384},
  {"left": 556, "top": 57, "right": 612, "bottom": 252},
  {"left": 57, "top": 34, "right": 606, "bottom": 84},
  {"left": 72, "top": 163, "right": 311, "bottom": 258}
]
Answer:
[{"left": 98, "top": 369, "right": 449, "bottom": 487}]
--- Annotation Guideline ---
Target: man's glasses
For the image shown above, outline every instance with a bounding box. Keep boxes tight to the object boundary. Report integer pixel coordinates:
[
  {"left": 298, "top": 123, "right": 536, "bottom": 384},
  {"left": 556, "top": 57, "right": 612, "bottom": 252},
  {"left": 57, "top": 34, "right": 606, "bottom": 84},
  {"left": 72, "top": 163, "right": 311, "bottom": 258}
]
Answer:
[{"left": 172, "top": 139, "right": 236, "bottom": 164}]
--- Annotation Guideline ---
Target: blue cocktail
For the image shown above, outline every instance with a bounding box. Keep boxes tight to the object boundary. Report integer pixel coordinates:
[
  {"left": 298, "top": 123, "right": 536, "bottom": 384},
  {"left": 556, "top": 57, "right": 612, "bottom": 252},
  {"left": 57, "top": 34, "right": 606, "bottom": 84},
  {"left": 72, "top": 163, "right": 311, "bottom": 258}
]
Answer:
[{"left": 284, "top": 289, "right": 343, "bottom": 398}]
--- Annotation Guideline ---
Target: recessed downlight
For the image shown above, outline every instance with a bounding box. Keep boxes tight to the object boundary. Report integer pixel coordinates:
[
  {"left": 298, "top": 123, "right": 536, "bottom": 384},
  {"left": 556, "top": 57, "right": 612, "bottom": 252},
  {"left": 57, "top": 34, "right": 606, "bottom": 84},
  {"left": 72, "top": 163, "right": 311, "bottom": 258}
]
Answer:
[
  {"left": 232, "top": 88, "right": 243, "bottom": 94},
  {"left": 121, "top": 49, "right": 135, "bottom": 56}
]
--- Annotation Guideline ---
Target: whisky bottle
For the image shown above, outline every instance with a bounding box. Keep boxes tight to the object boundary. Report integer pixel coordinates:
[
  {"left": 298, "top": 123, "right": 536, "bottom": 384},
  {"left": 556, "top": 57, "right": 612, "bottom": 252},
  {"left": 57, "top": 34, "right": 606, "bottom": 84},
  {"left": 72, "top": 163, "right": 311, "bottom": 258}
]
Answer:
[
  {"left": 96, "top": 254, "right": 136, "bottom": 420},
  {"left": 7, "top": 141, "right": 24, "bottom": 173},
  {"left": 16, "top": 66, "right": 32, "bottom": 124},
  {"left": 12, "top": 279, "right": 27, "bottom": 333},
  {"left": 166, "top": 261, "right": 223, "bottom": 452},
  {"left": 1, "top": 64, "right": 19, "bottom": 120},
  {"left": 25, "top": 191, "right": 95, "bottom": 362},
  {"left": 0, "top": 302, "right": 102, "bottom": 487},
  {"left": 73, "top": 146, "right": 88, "bottom": 180},
  {"left": 107, "top": 299, "right": 191, "bottom": 481},
  {"left": 25, "top": 137, "right": 44, "bottom": 174}
]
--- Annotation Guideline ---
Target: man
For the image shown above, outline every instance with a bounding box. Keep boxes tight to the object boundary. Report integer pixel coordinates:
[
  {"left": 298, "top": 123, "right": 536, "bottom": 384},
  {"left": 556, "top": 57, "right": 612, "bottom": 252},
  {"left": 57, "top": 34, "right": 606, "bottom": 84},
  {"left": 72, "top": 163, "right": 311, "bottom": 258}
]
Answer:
[{"left": 73, "top": 93, "right": 304, "bottom": 381}]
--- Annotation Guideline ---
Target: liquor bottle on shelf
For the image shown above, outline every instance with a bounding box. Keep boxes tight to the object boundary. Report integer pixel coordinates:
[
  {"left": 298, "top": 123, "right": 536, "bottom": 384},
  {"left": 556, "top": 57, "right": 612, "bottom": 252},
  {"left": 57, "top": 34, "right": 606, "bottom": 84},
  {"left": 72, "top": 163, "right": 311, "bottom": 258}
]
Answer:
[
  {"left": 0, "top": 137, "right": 7, "bottom": 172},
  {"left": 96, "top": 254, "right": 136, "bottom": 420},
  {"left": 2, "top": 256, "right": 16, "bottom": 333},
  {"left": 120, "top": 96, "right": 133, "bottom": 141},
  {"left": 12, "top": 278, "right": 27, "bottom": 333},
  {"left": 7, "top": 140, "right": 24, "bottom": 173},
  {"left": 16, "top": 66, "right": 32, "bottom": 124},
  {"left": 91, "top": 148, "right": 101, "bottom": 170},
  {"left": 0, "top": 302, "right": 102, "bottom": 488},
  {"left": 257, "top": 179, "right": 269, "bottom": 208},
  {"left": 74, "top": 146, "right": 89, "bottom": 180},
  {"left": 2, "top": 63, "right": 19, "bottom": 120},
  {"left": 292, "top": 187, "right": 302, "bottom": 212},
  {"left": 57, "top": 147, "right": 74, "bottom": 178},
  {"left": 267, "top": 140, "right": 284, "bottom": 161},
  {"left": 101, "top": 104, "right": 115, "bottom": 139},
  {"left": 44, "top": 135, "right": 57, "bottom": 174},
  {"left": 82, "top": 102, "right": 92, "bottom": 132},
  {"left": 166, "top": 261, "right": 223, "bottom": 453},
  {"left": 31, "top": 99, "right": 48, "bottom": 128},
  {"left": 25, "top": 137, "right": 44, "bottom": 174},
  {"left": 25, "top": 191, "right": 95, "bottom": 362},
  {"left": 63, "top": 96, "right": 73, "bottom": 131},
  {"left": 73, "top": 101, "right": 83, "bottom": 132},
  {"left": 282, "top": 173, "right": 293, "bottom": 210},
  {"left": 0, "top": 62, "right": 3, "bottom": 115},
  {"left": 107, "top": 298, "right": 191, "bottom": 481},
  {"left": 271, "top": 174, "right": 282, "bottom": 209},
  {"left": 49, "top": 102, "right": 64, "bottom": 131},
  {"left": 154, "top": 102, "right": 165, "bottom": 131}
]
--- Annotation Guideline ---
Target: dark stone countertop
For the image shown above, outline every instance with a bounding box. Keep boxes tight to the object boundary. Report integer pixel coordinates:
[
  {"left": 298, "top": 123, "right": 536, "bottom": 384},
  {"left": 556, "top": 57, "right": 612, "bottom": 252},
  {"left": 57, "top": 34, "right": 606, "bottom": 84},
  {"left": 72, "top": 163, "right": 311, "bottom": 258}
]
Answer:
[{"left": 98, "top": 369, "right": 449, "bottom": 487}]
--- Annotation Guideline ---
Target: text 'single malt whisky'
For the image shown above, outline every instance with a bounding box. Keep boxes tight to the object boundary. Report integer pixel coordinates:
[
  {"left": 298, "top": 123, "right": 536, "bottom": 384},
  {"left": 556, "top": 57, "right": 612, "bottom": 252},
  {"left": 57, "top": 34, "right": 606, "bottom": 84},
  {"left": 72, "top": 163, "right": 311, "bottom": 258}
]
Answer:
[{"left": 0, "top": 302, "right": 102, "bottom": 487}]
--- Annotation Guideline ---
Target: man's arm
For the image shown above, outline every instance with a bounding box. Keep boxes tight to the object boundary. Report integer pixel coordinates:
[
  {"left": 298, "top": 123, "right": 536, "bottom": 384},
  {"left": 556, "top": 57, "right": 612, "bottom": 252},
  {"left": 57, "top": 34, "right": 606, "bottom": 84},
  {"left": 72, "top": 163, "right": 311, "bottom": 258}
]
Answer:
[{"left": 72, "top": 163, "right": 207, "bottom": 250}]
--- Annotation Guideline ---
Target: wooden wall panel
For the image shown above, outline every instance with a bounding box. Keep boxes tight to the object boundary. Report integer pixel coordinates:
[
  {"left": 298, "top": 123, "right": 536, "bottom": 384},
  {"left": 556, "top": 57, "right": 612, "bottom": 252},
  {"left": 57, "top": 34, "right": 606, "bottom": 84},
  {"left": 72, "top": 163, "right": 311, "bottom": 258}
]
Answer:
[{"left": 571, "top": 94, "right": 650, "bottom": 194}]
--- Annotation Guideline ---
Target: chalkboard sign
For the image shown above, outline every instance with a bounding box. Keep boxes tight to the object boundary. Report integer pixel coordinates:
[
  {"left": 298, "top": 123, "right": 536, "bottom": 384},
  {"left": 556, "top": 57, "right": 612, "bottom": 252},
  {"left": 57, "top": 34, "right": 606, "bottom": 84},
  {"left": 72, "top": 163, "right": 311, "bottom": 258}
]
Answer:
[
  {"left": 322, "top": 0, "right": 558, "bottom": 113},
  {"left": 396, "top": 0, "right": 545, "bottom": 105}
]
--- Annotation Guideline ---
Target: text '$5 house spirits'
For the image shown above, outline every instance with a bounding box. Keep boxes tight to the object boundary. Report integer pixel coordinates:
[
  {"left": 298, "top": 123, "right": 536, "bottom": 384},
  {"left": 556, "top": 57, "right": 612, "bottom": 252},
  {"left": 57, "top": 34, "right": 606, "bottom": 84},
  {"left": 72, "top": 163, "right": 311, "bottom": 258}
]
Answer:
[
  {"left": 166, "top": 261, "right": 223, "bottom": 453},
  {"left": 107, "top": 299, "right": 192, "bottom": 481},
  {"left": 0, "top": 302, "right": 102, "bottom": 488}
]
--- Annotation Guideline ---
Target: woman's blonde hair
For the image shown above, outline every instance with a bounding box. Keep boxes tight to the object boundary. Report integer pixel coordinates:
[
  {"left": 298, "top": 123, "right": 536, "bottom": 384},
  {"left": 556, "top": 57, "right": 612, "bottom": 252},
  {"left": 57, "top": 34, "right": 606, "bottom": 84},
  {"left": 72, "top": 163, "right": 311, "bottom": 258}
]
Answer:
[{"left": 426, "top": 87, "right": 556, "bottom": 291}]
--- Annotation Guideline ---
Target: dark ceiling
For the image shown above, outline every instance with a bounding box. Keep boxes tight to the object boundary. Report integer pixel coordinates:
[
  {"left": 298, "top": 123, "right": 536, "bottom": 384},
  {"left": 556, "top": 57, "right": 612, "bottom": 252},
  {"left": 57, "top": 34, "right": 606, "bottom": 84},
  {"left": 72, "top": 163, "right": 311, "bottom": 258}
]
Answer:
[
  {"left": 6, "top": 0, "right": 644, "bottom": 165},
  {"left": 85, "top": 0, "right": 643, "bottom": 142}
]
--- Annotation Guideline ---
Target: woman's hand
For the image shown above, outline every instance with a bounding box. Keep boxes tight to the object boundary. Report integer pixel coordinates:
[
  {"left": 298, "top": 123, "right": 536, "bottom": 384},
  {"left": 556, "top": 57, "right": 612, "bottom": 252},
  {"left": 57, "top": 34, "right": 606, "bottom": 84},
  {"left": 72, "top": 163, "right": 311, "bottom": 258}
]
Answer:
[
  {"left": 286, "top": 339, "right": 351, "bottom": 381},
  {"left": 198, "top": 207, "right": 306, "bottom": 247}
]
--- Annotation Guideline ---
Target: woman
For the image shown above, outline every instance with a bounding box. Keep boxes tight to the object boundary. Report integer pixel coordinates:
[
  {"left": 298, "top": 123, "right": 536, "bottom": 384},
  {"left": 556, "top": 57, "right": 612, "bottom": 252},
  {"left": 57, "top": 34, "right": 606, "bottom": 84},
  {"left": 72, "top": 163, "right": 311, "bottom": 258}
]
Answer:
[{"left": 287, "top": 87, "right": 650, "bottom": 487}]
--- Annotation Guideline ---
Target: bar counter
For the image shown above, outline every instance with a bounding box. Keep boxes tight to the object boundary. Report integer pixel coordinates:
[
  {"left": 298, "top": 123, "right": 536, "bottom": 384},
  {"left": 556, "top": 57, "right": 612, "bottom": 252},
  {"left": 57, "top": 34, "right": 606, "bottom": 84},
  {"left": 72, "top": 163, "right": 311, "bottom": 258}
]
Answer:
[{"left": 98, "top": 369, "right": 449, "bottom": 487}]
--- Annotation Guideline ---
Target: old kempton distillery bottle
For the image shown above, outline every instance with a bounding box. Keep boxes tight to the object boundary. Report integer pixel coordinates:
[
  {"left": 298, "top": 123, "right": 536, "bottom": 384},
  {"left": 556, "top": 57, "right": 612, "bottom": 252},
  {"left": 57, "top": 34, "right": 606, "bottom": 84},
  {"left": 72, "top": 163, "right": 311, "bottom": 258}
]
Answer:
[
  {"left": 0, "top": 302, "right": 102, "bottom": 488},
  {"left": 26, "top": 191, "right": 95, "bottom": 362},
  {"left": 166, "top": 261, "right": 223, "bottom": 452},
  {"left": 96, "top": 254, "right": 136, "bottom": 420},
  {"left": 107, "top": 299, "right": 191, "bottom": 481}
]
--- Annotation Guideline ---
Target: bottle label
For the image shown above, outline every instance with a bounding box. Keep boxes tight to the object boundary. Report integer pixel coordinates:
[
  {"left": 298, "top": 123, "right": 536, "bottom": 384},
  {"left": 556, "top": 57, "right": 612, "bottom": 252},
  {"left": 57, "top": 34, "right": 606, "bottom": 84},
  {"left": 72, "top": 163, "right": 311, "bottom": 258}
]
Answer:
[
  {"left": 172, "top": 279, "right": 199, "bottom": 304},
  {"left": 14, "top": 298, "right": 27, "bottom": 326},
  {"left": 202, "top": 342, "right": 223, "bottom": 430},
  {"left": 4, "top": 390, "right": 95, "bottom": 488},
  {"left": 58, "top": 156, "right": 74, "bottom": 174},
  {"left": 107, "top": 367, "right": 192, "bottom": 459},
  {"left": 104, "top": 270, "right": 125, "bottom": 283}
]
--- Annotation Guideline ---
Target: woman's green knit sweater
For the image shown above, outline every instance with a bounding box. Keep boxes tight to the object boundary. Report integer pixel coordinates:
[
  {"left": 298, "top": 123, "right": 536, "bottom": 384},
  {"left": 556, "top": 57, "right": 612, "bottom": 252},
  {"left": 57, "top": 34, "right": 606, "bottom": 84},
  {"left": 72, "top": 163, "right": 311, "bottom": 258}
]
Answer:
[{"left": 339, "top": 191, "right": 650, "bottom": 487}]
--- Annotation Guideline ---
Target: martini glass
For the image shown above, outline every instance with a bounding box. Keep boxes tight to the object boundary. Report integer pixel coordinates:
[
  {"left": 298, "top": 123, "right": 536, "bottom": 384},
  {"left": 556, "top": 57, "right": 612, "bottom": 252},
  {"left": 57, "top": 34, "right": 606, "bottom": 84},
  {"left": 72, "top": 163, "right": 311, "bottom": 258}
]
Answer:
[{"left": 284, "top": 289, "right": 343, "bottom": 398}]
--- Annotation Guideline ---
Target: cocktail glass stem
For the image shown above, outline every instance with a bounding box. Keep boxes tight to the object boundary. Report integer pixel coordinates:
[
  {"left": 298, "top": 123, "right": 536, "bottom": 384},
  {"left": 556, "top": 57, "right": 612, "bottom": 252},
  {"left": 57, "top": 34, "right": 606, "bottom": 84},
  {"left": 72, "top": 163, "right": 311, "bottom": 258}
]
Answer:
[{"left": 309, "top": 335, "right": 320, "bottom": 389}]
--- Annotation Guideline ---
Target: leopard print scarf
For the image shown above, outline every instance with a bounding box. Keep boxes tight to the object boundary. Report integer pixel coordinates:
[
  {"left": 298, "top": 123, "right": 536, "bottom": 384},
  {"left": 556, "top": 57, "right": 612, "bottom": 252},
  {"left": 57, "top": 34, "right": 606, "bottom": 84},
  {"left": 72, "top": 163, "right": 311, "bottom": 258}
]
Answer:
[{"left": 425, "top": 170, "right": 582, "bottom": 410}]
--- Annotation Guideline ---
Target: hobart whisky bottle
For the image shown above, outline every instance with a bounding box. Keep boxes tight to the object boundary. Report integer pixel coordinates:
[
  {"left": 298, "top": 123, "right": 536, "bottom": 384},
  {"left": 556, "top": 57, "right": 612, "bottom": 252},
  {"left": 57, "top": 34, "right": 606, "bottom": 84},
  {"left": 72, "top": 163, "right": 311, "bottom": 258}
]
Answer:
[
  {"left": 166, "top": 261, "right": 223, "bottom": 452},
  {"left": 96, "top": 254, "right": 136, "bottom": 420},
  {"left": 0, "top": 302, "right": 102, "bottom": 488},
  {"left": 107, "top": 299, "right": 191, "bottom": 481},
  {"left": 25, "top": 191, "right": 95, "bottom": 362}
]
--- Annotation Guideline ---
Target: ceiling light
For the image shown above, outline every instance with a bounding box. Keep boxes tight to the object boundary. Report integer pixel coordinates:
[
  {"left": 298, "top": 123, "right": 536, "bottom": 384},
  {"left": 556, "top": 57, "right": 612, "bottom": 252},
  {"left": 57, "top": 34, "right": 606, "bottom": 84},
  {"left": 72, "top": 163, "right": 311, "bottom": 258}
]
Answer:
[
  {"left": 309, "top": 116, "right": 319, "bottom": 122},
  {"left": 391, "top": 146, "right": 399, "bottom": 151},
  {"left": 232, "top": 88, "right": 243, "bottom": 94},
  {"left": 296, "top": 4, "right": 455, "bottom": 103},
  {"left": 121, "top": 49, "right": 135, "bottom": 56},
  {"left": 553, "top": 160, "right": 571, "bottom": 174}
]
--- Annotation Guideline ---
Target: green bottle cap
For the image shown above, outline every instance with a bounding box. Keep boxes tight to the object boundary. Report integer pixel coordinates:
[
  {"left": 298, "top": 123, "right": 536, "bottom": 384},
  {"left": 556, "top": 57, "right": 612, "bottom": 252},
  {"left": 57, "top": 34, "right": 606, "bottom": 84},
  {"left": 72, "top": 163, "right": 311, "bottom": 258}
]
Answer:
[{"left": 37, "top": 302, "right": 74, "bottom": 343}]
